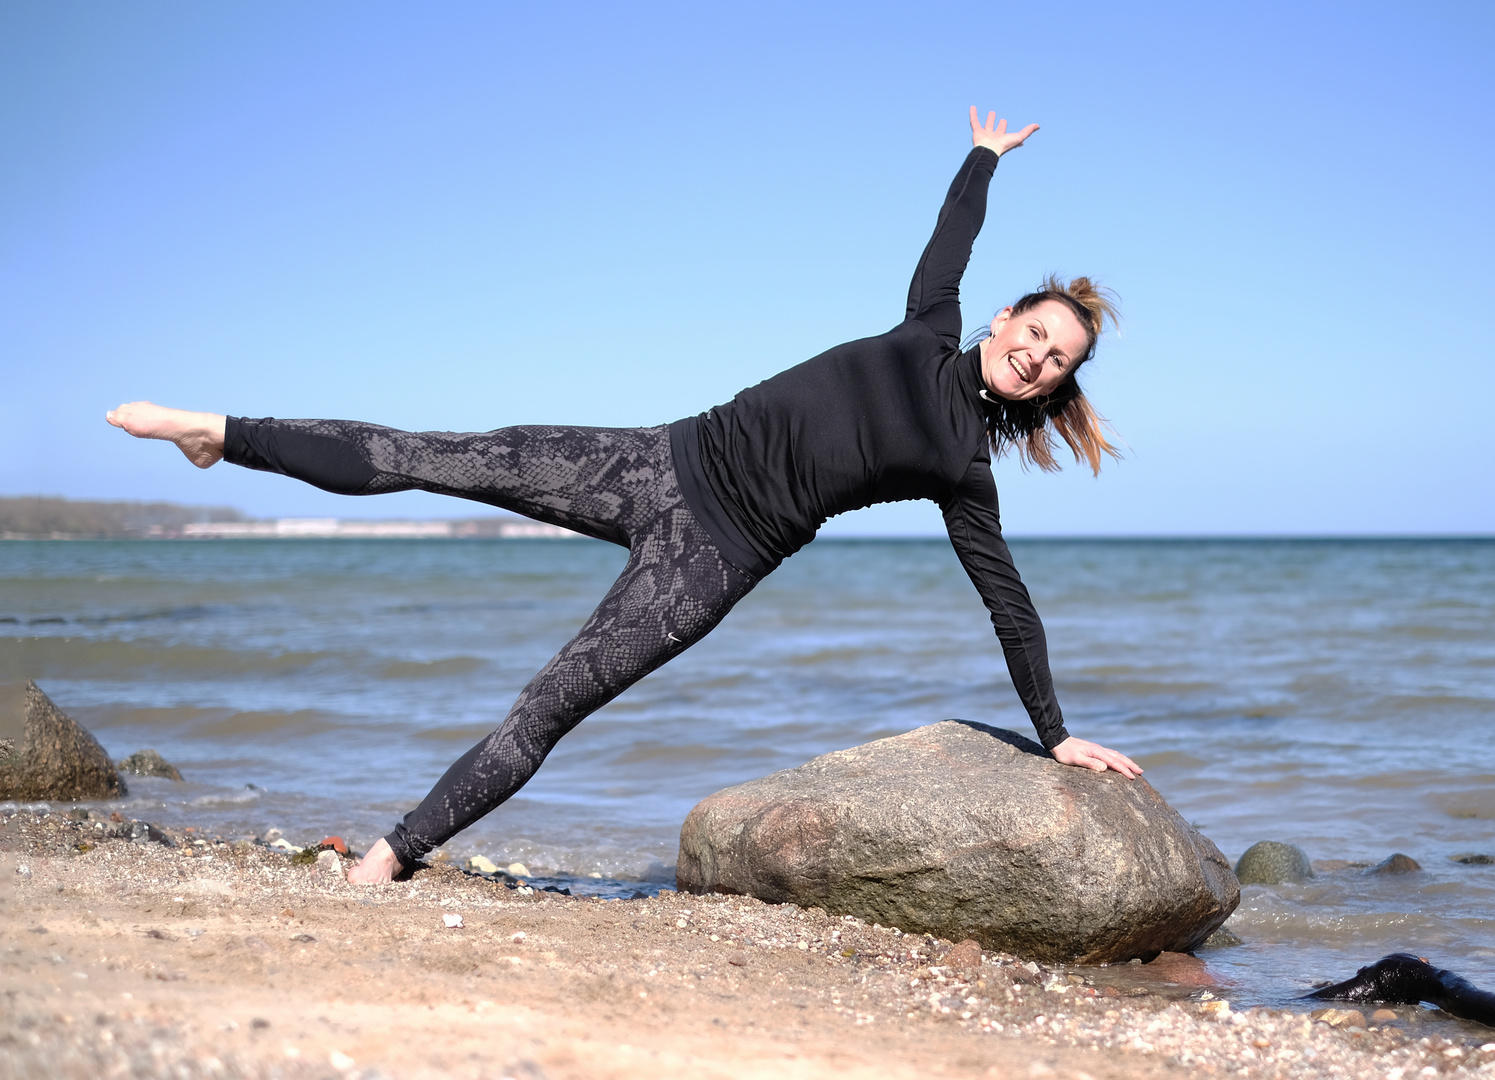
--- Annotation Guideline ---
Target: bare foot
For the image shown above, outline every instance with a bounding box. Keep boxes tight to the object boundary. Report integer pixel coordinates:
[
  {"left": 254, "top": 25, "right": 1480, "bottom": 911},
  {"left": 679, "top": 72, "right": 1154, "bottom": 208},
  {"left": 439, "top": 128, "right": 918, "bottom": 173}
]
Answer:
[
  {"left": 347, "top": 837, "right": 403, "bottom": 885},
  {"left": 106, "top": 401, "right": 227, "bottom": 469}
]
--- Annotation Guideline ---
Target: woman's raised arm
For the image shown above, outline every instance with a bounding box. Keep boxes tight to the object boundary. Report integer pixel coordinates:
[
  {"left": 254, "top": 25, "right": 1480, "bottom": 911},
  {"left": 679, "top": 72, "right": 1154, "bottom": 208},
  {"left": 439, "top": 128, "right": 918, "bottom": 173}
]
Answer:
[{"left": 904, "top": 108, "right": 1041, "bottom": 347}]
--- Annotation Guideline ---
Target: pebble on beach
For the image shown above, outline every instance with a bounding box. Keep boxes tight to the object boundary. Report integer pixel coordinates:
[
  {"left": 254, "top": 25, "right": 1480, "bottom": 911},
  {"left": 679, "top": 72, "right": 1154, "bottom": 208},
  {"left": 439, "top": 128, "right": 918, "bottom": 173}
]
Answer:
[
  {"left": 311, "top": 848, "right": 345, "bottom": 884},
  {"left": 944, "top": 939, "right": 983, "bottom": 971}
]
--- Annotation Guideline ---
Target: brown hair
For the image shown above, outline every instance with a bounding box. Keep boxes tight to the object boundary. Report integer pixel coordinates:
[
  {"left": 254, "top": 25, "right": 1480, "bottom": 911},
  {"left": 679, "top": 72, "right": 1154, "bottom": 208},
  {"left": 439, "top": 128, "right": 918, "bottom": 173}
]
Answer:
[{"left": 977, "top": 275, "right": 1122, "bottom": 475}]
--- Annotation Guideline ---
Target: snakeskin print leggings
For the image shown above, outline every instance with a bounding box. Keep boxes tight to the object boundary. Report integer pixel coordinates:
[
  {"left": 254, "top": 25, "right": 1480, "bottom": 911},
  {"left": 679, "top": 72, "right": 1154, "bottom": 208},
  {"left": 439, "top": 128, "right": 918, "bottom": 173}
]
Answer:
[{"left": 224, "top": 418, "right": 760, "bottom": 869}]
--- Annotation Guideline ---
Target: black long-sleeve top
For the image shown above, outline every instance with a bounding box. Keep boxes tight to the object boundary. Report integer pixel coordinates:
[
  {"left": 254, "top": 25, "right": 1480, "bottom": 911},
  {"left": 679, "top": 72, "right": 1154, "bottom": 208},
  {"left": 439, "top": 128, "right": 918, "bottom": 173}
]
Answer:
[{"left": 668, "top": 146, "right": 1070, "bottom": 750}]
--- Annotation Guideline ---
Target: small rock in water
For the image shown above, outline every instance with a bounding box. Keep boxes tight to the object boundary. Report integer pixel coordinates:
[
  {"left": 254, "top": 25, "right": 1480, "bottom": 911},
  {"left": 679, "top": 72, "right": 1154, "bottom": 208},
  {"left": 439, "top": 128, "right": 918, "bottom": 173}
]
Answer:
[
  {"left": 117, "top": 749, "right": 183, "bottom": 781},
  {"left": 1144, "top": 951, "right": 1215, "bottom": 987},
  {"left": 467, "top": 855, "right": 500, "bottom": 874},
  {"left": 1367, "top": 853, "right": 1422, "bottom": 875},
  {"left": 1310, "top": 859, "right": 1369, "bottom": 873},
  {"left": 944, "top": 939, "right": 982, "bottom": 971},
  {"left": 507, "top": 862, "right": 531, "bottom": 877},
  {"left": 1312, "top": 1007, "right": 1367, "bottom": 1029},
  {"left": 1372, "top": 1008, "right": 1399, "bottom": 1023},
  {"left": 1235, "top": 841, "right": 1314, "bottom": 885},
  {"left": 1453, "top": 853, "right": 1495, "bottom": 865},
  {"left": 442, "top": 913, "right": 464, "bottom": 929},
  {"left": 1201, "top": 926, "right": 1243, "bottom": 948}
]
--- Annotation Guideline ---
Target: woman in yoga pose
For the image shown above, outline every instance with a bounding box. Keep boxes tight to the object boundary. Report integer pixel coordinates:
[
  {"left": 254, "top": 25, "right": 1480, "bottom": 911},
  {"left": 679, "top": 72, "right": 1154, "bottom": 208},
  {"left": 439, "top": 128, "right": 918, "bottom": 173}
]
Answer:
[{"left": 108, "top": 107, "right": 1141, "bottom": 885}]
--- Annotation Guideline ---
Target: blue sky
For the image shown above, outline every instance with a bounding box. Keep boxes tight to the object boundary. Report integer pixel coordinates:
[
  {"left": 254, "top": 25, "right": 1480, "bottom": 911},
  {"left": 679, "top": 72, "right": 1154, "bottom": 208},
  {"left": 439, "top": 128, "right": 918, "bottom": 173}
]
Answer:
[{"left": 3, "top": 1, "right": 1491, "bottom": 535}]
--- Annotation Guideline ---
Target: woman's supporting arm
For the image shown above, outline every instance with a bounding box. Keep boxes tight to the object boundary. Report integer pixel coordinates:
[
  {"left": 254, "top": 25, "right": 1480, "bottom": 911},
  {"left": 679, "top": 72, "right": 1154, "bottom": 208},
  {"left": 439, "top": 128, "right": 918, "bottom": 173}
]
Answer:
[{"left": 940, "top": 460, "right": 1141, "bottom": 777}]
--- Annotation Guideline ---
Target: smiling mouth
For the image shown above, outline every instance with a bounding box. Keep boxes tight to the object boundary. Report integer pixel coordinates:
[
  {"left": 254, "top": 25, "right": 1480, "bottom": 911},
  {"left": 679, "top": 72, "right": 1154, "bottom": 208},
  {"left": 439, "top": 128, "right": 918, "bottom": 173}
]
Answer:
[{"left": 1006, "top": 355, "right": 1031, "bottom": 384}]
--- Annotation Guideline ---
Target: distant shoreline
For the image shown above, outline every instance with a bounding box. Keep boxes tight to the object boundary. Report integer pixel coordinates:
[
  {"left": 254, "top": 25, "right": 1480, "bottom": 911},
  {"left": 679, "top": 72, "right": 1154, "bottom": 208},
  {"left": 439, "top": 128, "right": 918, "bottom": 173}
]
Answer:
[
  {"left": 1, "top": 497, "right": 1490, "bottom": 542},
  {"left": 0, "top": 496, "right": 575, "bottom": 540}
]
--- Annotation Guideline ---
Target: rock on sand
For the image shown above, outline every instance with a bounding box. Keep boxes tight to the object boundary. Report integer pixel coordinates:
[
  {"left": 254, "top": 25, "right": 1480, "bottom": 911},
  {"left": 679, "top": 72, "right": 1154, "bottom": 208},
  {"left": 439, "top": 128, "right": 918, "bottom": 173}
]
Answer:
[
  {"left": 677, "top": 720, "right": 1239, "bottom": 964},
  {"left": 0, "top": 681, "right": 126, "bottom": 801}
]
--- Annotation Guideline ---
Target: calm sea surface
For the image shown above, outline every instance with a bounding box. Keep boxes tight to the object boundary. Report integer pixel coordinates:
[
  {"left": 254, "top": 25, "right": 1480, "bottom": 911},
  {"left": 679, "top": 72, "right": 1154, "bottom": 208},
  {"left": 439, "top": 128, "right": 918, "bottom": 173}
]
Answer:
[{"left": 3, "top": 537, "right": 1493, "bottom": 1012}]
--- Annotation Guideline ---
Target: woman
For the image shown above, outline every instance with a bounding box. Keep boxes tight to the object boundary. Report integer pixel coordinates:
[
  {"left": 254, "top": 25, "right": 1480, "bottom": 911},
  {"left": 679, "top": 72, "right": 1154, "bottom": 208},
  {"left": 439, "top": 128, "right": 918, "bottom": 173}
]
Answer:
[{"left": 108, "top": 107, "right": 1141, "bottom": 885}]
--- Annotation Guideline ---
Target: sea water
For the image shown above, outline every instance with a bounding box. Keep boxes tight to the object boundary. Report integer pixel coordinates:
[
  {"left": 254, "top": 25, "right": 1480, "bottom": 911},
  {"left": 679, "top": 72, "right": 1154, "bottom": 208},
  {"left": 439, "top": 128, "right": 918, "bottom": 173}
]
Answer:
[{"left": 2, "top": 536, "right": 1492, "bottom": 1009}]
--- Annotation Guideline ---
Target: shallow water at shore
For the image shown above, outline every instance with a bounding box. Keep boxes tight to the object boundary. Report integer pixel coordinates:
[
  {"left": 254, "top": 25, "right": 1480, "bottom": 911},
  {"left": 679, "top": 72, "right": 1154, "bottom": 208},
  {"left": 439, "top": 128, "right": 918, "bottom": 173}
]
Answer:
[{"left": 3, "top": 536, "right": 1493, "bottom": 1008}]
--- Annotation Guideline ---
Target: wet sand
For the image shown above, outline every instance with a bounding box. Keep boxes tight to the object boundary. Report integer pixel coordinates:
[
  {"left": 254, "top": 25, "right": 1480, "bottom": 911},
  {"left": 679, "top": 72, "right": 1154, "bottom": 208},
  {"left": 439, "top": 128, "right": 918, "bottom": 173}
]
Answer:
[{"left": 2, "top": 809, "right": 1487, "bottom": 1079}]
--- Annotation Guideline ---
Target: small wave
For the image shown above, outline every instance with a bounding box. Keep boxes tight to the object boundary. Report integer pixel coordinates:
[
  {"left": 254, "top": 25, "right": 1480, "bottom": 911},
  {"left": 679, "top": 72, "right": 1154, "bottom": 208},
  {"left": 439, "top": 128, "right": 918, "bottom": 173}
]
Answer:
[
  {"left": 189, "top": 786, "right": 265, "bottom": 808},
  {"left": 1139, "top": 750, "right": 1209, "bottom": 768},
  {"left": 378, "top": 656, "right": 487, "bottom": 679},
  {"left": 77, "top": 605, "right": 227, "bottom": 626},
  {"left": 782, "top": 645, "right": 897, "bottom": 667},
  {"left": 85, "top": 704, "right": 355, "bottom": 739},
  {"left": 195, "top": 710, "right": 349, "bottom": 738},
  {"left": 1431, "top": 789, "right": 1495, "bottom": 821},
  {"left": 1065, "top": 677, "right": 1222, "bottom": 696},
  {"left": 1378, "top": 694, "right": 1495, "bottom": 715},
  {"left": 1230, "top": 900, "right": 1439, "bottom": 940},
  {"left": 413, "top": 724, "right": 496, "bottom": 743},
  {"left": 612, "top": 743, "right": 734, "bottom": 766},
  {"left": 0, "top": 636, "right": 343, "bottom": 679}
]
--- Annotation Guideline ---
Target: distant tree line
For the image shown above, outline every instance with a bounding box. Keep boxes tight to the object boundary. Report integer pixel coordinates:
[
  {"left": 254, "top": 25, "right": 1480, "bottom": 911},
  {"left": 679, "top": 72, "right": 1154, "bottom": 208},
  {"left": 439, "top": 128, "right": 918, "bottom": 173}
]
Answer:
[{"left": 0, "top": 496, "right": 248, "bottom": 539}]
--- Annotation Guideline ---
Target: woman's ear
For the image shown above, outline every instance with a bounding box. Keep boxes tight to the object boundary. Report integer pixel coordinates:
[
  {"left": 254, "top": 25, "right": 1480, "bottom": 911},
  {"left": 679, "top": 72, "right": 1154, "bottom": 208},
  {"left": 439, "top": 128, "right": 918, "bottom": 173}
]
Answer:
[{"left": 989, "top": 307, "right": 1015, "bottom": 334}]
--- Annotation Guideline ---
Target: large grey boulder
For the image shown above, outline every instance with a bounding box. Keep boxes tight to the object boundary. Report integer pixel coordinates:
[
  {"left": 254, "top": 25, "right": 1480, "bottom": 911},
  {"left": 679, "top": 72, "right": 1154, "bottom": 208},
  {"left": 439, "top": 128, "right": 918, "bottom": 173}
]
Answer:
[
  {"left": 677, "top": 720, "right": 1238, "bottom": 964},
  {"left": 0, "top": 681, "right": 127, "bottom": 801}
]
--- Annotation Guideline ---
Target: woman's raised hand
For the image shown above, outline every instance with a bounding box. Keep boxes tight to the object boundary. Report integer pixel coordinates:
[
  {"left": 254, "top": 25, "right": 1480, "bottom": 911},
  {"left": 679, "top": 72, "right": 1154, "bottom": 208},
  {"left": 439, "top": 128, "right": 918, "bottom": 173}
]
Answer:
[
  {"left": 1050, "top": 735, "right": 1143, "bottom": 779},
  {"left": 969, "top": 106, "right": 1039, "bottom": 157}
]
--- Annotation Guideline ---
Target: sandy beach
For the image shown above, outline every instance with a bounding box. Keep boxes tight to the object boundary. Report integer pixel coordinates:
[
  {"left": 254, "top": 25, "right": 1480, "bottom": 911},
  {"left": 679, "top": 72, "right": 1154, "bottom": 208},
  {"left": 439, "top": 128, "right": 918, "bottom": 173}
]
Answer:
[{"left": 4, "top": 809, "right": 1489, "bottom": 1080}]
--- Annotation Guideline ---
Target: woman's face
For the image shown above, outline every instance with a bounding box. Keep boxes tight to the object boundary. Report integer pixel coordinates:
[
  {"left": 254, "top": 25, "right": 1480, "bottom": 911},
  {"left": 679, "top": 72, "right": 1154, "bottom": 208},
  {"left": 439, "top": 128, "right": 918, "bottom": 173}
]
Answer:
[{"left": 979, "top": 300, "right": 1090, "bottom": 401}]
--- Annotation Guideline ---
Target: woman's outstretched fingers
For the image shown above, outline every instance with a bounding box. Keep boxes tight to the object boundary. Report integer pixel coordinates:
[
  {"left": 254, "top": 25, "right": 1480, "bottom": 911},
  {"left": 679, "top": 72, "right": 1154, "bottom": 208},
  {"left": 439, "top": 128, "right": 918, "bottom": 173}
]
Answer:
[
  {"left": 1051, "top": 735, "right": 1143, "bottom": 779},
  {"left": 968, "top": 108, "right": 1041, "bottom": 157}
]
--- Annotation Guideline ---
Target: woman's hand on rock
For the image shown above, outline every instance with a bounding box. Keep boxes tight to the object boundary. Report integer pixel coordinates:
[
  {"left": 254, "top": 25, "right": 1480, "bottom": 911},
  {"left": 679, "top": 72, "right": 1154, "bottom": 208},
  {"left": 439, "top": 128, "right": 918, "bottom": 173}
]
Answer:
[
  {"left": 1051, "top": 736, "right": 1143, "bottom": 779},
  {"left": 970, "top": 106, "right": 1039, "bottom": 157}
]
